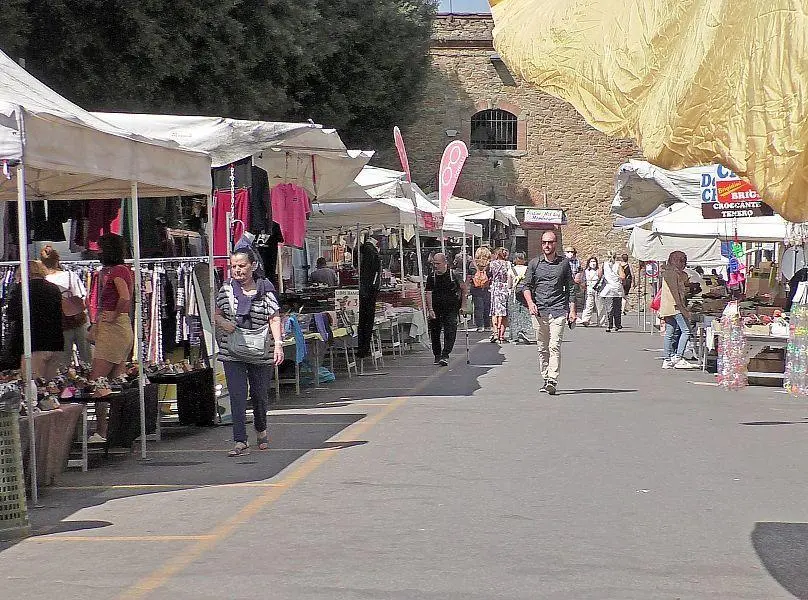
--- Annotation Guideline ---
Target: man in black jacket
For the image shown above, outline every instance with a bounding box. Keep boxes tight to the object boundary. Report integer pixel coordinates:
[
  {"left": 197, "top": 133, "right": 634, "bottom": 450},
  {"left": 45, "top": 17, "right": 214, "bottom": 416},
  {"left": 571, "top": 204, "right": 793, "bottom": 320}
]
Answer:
[{"left": 426, "top": 253, "right": 467, "bottom": 367}]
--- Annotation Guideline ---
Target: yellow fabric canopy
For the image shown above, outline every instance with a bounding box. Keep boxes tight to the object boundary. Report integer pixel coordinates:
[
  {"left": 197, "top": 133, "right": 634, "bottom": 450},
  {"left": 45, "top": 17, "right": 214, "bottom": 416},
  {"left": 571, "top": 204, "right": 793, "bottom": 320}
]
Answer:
[{"left": 489, "top": 0, "right": 808, "bottom": 222}]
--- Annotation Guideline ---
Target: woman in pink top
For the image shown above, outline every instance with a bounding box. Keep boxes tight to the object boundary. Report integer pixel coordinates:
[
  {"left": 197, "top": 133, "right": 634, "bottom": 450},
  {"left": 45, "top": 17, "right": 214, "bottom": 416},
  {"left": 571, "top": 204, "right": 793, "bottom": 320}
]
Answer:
[{"left": 88, "top": 234, "right": 134, "bottom": 442}]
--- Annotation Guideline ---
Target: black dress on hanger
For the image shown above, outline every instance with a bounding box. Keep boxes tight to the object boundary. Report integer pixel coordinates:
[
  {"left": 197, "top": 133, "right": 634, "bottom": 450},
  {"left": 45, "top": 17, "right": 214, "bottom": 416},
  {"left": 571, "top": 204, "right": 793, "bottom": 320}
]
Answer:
[{"left": 356, "top": 240, "right": 381, "bottom": 358}]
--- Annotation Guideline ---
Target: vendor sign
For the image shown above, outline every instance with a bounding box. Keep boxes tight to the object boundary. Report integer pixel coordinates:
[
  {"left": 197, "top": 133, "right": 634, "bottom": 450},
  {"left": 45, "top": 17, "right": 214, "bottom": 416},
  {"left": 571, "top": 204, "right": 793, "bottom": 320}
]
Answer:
[
  {"left": 521, "top": 208, "right": 567, "bottom": 229},
  {"left": 700, "top": 166, "right": 774, "bottom": 219}
]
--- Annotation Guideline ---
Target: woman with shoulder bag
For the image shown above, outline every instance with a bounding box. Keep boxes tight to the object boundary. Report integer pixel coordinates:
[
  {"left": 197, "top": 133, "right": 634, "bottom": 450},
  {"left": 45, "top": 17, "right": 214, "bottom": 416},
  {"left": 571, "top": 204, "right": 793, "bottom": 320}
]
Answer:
[
  {"left": 214, "top": 248, "right": 284, "bottom": 456},
  {"left": 41, "top": 245, "right": 91, "bottom": 366},
  {"left": 599, "top": 251, "right": 626, "bottom": 332}
]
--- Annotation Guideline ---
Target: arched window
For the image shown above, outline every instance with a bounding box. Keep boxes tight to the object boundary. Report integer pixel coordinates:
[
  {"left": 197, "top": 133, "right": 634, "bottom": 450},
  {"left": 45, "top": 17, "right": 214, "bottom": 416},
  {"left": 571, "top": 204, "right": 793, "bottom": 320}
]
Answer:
[{"left": 470, "top": 109, "right": 518, "bottom": 150}]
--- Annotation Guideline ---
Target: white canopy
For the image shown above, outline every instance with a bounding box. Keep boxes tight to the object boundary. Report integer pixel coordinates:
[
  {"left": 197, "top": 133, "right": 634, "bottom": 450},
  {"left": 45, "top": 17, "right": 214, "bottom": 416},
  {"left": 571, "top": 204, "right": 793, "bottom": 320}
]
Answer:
[
  {"left": 0, "top": 52, "right": 211, "bottom": 200},
  {"left": 425, "top": 192, "right": 515, "bottom": 225},
  {"left": 643, "top": 203, "right": 787, "bottom": 242},
  {"left": 627, "top": 227, "right": 727, "bottom": 265},
  {"left": 95, "top": 112, "right": 372, "bottom": 200},
  {"left": 613, "top": 160, "right": 709, "bottom": 218}
]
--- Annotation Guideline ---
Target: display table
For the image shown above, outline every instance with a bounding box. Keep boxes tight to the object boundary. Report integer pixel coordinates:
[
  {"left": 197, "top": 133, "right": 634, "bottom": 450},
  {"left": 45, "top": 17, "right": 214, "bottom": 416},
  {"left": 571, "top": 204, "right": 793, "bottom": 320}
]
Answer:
[
  {"left": 697, "top": 323, "right": 788, "bottom": 381},
  {"left": 387, "top": 307, "right": 426, "bottom": 340},
  {"left": 147, "top": 369, "right": 215, "bottom": 427},
  {"left": 19, "top": 404, "right": 83, "bottom": 487}
]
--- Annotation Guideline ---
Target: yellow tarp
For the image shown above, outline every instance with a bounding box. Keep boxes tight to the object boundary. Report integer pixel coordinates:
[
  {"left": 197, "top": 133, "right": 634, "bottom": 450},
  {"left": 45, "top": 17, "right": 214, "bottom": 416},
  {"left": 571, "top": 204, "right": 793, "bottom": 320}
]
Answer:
[{"left": 489, "top": 0, "right": 808, "bottom": 222}]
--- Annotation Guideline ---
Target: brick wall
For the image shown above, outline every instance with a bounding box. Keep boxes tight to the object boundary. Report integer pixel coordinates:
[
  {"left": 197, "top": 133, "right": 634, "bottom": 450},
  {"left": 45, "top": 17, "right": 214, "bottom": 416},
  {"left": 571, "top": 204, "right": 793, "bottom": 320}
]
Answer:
[{"left": 386, "top": 14, "right": 642, "bottom": 261}]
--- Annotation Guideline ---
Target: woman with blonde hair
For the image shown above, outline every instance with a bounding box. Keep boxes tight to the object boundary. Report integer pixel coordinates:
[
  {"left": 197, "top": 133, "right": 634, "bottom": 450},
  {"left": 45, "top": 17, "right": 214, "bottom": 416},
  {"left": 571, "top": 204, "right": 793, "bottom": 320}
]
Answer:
[
  {"left": 40, "top": 245, "right": 91, "bottom": 366},
  {"left": 470, "top": 246, "right": 492, "bottom": 332},
  {"left": 3, "top": 261, "right": 64, "bottom": 379},
  {"left": 598, "top": 250, "right": 625, "bottom": 332},
  {"left": 488, "top": 246, "right": 511, "bottom": 343}
]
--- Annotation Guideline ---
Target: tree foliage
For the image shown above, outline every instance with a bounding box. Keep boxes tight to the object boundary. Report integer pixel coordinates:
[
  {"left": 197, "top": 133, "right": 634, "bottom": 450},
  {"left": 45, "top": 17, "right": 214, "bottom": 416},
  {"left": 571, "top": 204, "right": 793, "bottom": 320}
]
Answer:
[{"left": 0, "top": 0, "right": 436, "bottom": 148}]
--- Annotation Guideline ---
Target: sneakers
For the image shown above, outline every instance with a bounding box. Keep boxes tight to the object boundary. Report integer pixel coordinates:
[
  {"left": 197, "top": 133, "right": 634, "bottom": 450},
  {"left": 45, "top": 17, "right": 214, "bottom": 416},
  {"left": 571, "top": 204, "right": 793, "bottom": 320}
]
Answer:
[
  {"left": 661, "top": 359, "right": 673, "bottom": 369},
  {"left": 434, "top": 356, "right": 441, "bottom": 365},
  {"left": 88, "top": 433, "right": 107, "bottom": 444},
  {"left": 673, "top": 358, "right": 699, "bottom": 370},
  {"left": 476, "top": 327, "right": 484, "bottom": 332},
  {"left": 439, "top": 358, "right": 449, "bottom": 367},
  {"left": 543, "top": 380, "right": 557, "bottom": 395}
]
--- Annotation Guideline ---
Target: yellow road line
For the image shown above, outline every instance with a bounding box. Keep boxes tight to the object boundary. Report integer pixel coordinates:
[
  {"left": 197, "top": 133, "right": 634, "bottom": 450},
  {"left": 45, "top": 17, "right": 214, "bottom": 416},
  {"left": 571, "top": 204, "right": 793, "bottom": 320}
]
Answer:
[
  {"left": 54, "top": 482, "right": 288, "bottom": 491},
  {"left": 116, "top": 355, "right": 453, "bottom": 599},
  {"left": 31, "top": 535, "right": 213, "bottom": 543}
]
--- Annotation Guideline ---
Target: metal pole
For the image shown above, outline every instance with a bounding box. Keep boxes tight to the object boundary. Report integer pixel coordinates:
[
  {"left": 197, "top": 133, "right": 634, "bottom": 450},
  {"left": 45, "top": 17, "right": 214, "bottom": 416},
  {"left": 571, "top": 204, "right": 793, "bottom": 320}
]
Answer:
[
  {"left": 129, "top": 182, "right": 148, "bottom": 461},
  {"left": 206, "top": 194, "right": 216, "bottom": 357},
  {"left": 16, "top": 163, "right": 38, "bottom": 506},
  {"left": 399, "top": 227, "right": 405, "bottom": 299}
]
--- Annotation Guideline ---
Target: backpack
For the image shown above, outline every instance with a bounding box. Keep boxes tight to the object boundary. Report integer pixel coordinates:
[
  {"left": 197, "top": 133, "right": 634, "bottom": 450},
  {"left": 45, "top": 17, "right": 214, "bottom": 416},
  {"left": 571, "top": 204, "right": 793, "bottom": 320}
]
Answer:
[
  {"left": 472, "top": 268, "right": 489, "bottom": 289},
  {"left": 61, "top": 271, "right": 87, "bottom": 330}
]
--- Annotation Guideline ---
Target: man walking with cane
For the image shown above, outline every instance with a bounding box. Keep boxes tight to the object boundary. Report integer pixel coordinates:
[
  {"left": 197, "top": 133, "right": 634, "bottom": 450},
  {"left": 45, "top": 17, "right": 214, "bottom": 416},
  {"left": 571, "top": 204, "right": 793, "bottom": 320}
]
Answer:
[
  {"left": 426, "top": 253, "right": 467, "bottom": 367},
  {"left": 520, "top": 230, "right": 576, "bottom": 395}
]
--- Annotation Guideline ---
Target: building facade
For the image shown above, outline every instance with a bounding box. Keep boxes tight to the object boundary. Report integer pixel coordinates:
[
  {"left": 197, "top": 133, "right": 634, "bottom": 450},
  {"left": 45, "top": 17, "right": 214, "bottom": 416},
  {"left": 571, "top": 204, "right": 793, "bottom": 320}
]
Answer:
[{"left": 396, "top": 13, "right": 641, "bottom": 258}]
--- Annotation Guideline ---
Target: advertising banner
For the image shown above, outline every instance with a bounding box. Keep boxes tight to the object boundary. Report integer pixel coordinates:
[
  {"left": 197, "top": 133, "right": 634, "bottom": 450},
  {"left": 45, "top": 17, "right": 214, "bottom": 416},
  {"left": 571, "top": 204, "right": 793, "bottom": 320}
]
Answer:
[
  {"left": 700, "top": 165, "right": 774, "bottom": 219},
  {"left": 438, "top": 141, "right": 468, "bottom": 216}
]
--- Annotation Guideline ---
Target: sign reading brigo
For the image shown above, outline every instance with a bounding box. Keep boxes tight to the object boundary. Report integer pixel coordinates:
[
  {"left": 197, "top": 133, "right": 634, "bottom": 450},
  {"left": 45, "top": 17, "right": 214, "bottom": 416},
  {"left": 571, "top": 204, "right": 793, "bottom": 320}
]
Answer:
[{"left": 700, "top": 165, "right": 774, "bottom": 219}]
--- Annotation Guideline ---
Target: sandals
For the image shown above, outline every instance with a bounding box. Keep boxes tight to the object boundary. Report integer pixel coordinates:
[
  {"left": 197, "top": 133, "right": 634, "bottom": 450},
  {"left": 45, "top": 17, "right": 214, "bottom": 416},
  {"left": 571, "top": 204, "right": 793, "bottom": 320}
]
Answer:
[
  {"left": 228, "top": 441, "right": 250, "bottom": 457},
  {"left": 256, "top": 432, "right": 269, "bottom": 451}
]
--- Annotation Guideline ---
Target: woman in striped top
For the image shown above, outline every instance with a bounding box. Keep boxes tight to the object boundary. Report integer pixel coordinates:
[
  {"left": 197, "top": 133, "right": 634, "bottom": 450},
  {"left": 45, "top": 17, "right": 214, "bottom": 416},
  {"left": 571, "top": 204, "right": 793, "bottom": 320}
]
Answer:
[{"left": 215, "top": 249, "right": 284, "bottom": 456}]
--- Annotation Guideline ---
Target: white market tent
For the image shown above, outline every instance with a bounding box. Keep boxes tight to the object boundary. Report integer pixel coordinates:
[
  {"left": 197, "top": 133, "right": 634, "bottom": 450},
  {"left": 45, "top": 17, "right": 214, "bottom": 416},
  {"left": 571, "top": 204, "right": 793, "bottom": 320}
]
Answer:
[
  {"left": 0, "top": 50, "right": 213, "bottom": 506},
  {"left": 426, "top": 192, "right": 516, "bottom": 226},
  {"left": 645, "top": 203, "right": 787, "bottom": 242},
  {"left": 95, "top": 113, "right": 374, "bottom": 201},
  {"left": 627, "top": 227, "right": 727, "bottom": 265}
]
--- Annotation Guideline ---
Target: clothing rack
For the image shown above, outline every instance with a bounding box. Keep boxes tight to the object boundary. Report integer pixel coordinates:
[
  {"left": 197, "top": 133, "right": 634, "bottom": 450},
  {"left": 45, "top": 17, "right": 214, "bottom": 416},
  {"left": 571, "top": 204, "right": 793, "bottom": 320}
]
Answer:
[{"left": 0, "top": 256, "right": 221, "bottom": 267}]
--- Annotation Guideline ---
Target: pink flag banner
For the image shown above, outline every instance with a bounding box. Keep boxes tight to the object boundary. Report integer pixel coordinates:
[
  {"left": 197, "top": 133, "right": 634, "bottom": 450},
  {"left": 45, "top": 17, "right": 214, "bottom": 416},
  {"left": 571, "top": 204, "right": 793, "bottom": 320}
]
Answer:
[
  {"left": 393, "top": 126, "right": 412, "bottom": 183},
  {"left": 438, "top": 141, "right": 468, "bottom": 216}
]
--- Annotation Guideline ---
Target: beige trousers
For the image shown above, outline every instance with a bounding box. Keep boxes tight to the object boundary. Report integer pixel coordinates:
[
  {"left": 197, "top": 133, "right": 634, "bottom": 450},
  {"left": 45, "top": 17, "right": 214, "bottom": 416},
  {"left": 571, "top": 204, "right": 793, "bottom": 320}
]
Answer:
[{"left": 532, "top": 314, "right": 567, "bottom": 383}]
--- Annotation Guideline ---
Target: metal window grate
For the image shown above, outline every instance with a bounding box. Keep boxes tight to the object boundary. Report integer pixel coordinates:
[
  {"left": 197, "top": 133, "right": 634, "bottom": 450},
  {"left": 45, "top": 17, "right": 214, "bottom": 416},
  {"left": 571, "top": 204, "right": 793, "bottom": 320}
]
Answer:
[{"left": 470, "top": 109, "right": 517, "bottom": 150}]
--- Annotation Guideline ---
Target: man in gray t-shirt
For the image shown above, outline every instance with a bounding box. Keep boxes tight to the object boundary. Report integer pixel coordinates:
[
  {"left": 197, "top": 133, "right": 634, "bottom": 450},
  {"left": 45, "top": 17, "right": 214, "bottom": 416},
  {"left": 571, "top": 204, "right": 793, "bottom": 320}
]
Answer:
[
  {"left": 521, "top": 230, "right": 576, "bottom": 395},
  {"left": 310, "top": 257, "right": 338, "bottom": 287}
]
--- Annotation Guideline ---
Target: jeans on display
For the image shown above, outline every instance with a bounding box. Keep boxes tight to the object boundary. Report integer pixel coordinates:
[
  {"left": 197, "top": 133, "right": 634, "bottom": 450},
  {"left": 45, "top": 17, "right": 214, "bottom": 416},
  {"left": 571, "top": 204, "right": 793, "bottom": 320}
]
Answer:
[
  {"left": 429, "top": 311, "right": 459, "bottom": 359},
  {"left": 471, "top": 287, "right": 491, "bottom": 328},
  {"left": 532, "top": 314, "right": 566, "bottom": 383},
  {"left": 605, "top": 296, "right": 622, "bottom": 329},
  {"left": 664, "top": 312, "right": 692, "bottom": 359},
  {"left": 222, "top": 360, "right": 271, "bottom": 443}
]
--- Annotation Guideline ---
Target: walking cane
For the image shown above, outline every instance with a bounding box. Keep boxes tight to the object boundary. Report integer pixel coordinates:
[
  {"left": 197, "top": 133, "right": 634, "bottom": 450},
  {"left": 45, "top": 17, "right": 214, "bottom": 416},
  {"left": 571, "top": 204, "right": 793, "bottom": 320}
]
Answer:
[{"left": 464, "top": 310, "right": 470, "bottom": 364}]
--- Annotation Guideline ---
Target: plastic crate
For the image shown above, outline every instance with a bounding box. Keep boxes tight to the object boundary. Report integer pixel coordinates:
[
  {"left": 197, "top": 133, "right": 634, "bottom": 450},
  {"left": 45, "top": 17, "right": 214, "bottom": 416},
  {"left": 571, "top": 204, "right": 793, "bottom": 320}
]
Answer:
[{"left": 0, "top": 388, "right": 29, "bottom": 540}]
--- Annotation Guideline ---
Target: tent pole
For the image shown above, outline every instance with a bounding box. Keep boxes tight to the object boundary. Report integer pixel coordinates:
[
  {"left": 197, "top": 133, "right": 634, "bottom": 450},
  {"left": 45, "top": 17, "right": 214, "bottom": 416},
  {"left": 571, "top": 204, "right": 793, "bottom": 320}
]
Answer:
[
  {"left": 16, "top": 163, "right": 38, "bottom": 507},
  {"left": 399, "top": 227, "right": 405, "bottom": 299},
  {"left": 462, "top": 228, "right": 467, "bottom": 281},
  {"left": 206, "top": 193, "right": 216, "bottom": 358},
  {"left": 129, "top": 182, "right": 148, "bottom": 461},
  {"left": 413, "top": 226, "right": 428, "bottom": 341},
  {"left": 441, "top": 228, "right": 446, "bottom": 254}
]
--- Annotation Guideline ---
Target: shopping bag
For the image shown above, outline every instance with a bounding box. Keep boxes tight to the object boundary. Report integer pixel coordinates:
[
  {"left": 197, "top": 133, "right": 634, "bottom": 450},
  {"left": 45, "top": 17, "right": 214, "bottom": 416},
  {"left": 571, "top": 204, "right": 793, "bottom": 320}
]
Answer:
[{"left": 649, "top": 289, "right": 662, "bottom": 312}]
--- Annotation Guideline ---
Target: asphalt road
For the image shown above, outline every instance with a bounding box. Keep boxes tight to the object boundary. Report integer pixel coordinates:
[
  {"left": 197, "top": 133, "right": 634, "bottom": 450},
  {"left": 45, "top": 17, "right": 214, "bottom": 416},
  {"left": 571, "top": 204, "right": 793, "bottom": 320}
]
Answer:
[{"left": 2, "top": 323, "right": 808, "bottom": 599}]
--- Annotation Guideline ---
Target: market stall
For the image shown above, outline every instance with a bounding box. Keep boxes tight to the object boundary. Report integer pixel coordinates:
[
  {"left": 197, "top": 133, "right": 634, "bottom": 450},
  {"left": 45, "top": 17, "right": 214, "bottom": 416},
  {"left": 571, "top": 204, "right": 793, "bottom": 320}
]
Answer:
[{"left": 0, "top": 49, "right": 213, "bottom": 503}]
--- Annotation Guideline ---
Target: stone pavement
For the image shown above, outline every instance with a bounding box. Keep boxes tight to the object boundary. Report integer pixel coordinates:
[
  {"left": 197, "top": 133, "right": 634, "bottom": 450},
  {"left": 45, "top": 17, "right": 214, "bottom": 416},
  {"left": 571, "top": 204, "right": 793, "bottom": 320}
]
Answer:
[{"left": 2, "top": 323, "right": 808, "bottom": 599}]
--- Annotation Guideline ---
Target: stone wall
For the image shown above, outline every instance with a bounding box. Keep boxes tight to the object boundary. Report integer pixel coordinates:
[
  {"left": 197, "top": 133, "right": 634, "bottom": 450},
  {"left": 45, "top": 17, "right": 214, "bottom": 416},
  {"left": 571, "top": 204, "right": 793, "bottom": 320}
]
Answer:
[{"left": 387, "top": 14, "right": 643, "bottom": 261}]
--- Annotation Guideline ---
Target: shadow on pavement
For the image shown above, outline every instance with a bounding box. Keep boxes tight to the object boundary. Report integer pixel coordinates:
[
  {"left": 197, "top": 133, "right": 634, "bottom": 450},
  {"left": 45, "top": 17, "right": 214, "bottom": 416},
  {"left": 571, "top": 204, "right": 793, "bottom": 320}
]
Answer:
[
  {"left": 557, "top": 388, "right": 638, "bottom": 395},
  {"left": 0, "top": 336, "right": 502, "bottom": 553},
  {"left": 752, "top": 522, "right": 808, "bottom": 599},
  {"left": 742, "top": 420, "right": 808, "bottom": 426}
]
